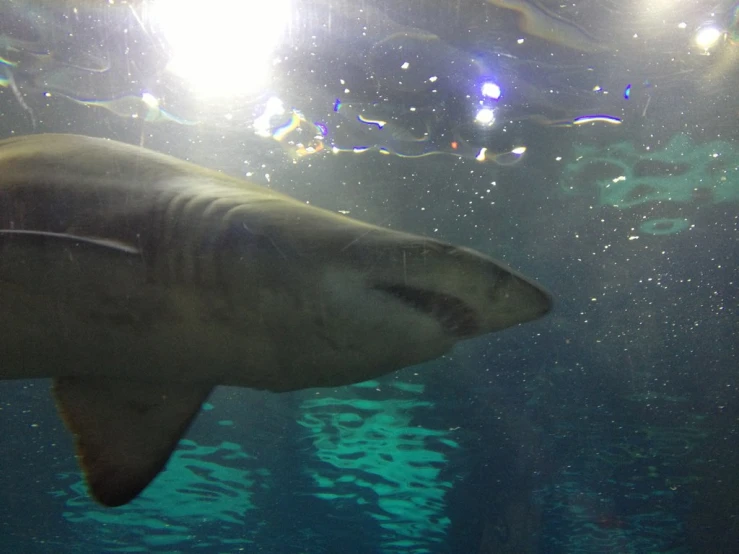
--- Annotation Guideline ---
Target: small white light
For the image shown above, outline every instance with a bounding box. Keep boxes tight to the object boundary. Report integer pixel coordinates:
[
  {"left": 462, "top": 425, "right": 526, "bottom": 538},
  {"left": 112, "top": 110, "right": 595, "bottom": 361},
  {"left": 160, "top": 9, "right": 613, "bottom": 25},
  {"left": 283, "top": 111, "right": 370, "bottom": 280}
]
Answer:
[
  {"left": 141, "top": 92, "right": 159, "bottom": 108},
  {"left": 475, "top": 108, "right": 495, "bottom": 126},
  {"left": 694, "top": 25, "right": 722, "bottom": 50},
  {"left": 253, "top": 96, "right": 285, "bottom": 137},
  {"left": 481, "top": 82, "right": 501, "bottom": 100}
]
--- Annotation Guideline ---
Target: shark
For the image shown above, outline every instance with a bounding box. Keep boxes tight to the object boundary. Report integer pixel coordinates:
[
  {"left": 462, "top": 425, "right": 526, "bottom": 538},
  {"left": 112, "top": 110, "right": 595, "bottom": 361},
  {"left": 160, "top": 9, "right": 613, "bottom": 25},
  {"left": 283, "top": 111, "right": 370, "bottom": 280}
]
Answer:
[{"left": 0, "top": 133, "right": 551, "bottom": 506}]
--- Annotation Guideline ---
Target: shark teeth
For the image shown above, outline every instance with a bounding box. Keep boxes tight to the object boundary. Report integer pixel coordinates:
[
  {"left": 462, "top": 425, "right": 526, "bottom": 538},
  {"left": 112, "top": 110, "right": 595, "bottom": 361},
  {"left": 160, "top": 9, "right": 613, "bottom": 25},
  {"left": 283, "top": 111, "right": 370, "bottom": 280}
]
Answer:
[{"left": 374, "top": 284, "right": 480, "bottom": 338}]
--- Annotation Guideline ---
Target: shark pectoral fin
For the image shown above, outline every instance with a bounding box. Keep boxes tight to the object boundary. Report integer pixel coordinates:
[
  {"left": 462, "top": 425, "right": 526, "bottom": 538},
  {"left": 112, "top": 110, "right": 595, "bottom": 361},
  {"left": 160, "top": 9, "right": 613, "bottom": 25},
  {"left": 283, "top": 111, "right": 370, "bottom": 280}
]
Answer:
[{"left": 53, "top": 377, "right": 213, "bottom": 507}]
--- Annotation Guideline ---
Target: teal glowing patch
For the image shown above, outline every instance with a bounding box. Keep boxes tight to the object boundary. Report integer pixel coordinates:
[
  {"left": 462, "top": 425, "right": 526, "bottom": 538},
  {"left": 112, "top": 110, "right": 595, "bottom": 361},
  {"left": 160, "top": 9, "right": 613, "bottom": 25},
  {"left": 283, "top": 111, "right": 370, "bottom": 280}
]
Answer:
[
  {"left": 57, "top": 440, "right": 259, "bottom": 551},
  {"left": 639, "top": 218, "right": 689, "bottom": 235},
  {"left": 297, "top": 386, "right": 456, "bottom": 552},
  {"left": 390, "top": 381, "right": 425, "bottom": 394},
  {"left": 563, "top": 134, "right": 739, "bottom": 209}
]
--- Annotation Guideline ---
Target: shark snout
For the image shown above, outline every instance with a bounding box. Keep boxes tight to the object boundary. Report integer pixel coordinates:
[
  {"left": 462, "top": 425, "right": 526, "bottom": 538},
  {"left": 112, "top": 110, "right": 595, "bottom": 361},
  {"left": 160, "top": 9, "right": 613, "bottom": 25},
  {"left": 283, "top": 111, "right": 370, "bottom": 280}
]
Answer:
[
  {"left": 361, "top": 238, "right": 552, "bottom": 338},
  {"left": 483, "top": 269, "right": 553, "bottom": 332}
]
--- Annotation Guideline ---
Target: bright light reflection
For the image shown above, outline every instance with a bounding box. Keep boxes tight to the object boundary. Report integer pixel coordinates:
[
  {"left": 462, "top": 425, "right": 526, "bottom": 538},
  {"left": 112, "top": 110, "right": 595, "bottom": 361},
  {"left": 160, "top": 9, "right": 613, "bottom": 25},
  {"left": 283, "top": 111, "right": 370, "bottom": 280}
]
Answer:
[
  {"left": 141, "top": 92, "right": 159, "bottom": 109},
  {"left": 253, "top": 96, "right": 285, "bottom": 137},
  {"left": 148, "top": 0, "right": 291, "bottom": 98},
  {"left": 481, "top": 82, "right": 501, "bottom": 100},
  {"left": 475, "top": 107, "right": 495, "bottom": 126},
  {"left": 694, "top": 25, "right": 722, "bottom": 50}
]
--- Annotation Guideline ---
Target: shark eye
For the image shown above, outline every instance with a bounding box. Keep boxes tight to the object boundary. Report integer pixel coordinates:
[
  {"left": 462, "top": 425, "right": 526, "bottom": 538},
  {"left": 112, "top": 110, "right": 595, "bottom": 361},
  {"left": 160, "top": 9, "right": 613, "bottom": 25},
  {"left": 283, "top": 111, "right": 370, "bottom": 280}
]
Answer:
[{"left": 374, "top": 284, "right": 480, "bottom": 337}]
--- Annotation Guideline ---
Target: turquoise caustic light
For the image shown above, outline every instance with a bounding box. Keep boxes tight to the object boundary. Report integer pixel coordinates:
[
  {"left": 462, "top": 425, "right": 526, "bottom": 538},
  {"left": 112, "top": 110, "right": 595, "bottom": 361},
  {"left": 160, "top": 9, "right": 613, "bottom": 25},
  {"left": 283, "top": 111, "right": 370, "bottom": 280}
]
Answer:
[
  {"left": 298, "top": 380, "right": 458, "bottom": 554},
  {"left": 54, "top": 381, "right": 459, "bottom": 553},
  {"left": 57, "top": 440, "right": 260, "bottom": 552},
  {"left": 563, "top": 134, "right": 739, "bottom": 234},
  {"left": 639, "top": 218, "right": 690, "bottom": 235}
]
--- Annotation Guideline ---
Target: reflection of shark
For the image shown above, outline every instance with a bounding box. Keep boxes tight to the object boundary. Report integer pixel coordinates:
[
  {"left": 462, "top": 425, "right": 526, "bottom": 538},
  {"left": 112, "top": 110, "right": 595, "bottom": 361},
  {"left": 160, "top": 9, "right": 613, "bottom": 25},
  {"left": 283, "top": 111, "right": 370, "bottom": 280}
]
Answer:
[
  {"left": 53, "top": 91, "right": 197, "bottom": 125},
  {"left": 0, "top": 134, "right": 551, "bottom": 506},
  {"left": 486, "top": 0, "right": 608, "bottom": 52}
]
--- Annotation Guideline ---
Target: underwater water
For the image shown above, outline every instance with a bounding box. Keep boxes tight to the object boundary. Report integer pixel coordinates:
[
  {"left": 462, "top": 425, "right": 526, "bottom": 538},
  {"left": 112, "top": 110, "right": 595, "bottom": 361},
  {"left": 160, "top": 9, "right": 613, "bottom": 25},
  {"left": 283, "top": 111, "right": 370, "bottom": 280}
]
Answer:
[{"left": 0, "top": 0, "right": 737, "bottom": 552}]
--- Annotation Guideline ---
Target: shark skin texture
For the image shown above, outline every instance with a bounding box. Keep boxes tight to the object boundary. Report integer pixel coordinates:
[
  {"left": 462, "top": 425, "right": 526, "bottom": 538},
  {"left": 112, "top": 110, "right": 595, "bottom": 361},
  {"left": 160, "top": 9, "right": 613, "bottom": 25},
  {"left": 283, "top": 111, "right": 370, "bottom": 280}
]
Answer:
[{"left": 0, "top": 134, "right": 552, "bottom": 506}]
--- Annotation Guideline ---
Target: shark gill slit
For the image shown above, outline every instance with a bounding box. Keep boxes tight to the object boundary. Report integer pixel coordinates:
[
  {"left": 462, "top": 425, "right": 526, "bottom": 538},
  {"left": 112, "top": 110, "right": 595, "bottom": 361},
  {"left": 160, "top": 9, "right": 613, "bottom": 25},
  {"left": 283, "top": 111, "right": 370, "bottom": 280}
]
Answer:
[
  {"left": 154, "top": 191, "right": 231, "bottom": 286},
  {"left": 373, "top": 283, "right": 480, "bottom": 337}
]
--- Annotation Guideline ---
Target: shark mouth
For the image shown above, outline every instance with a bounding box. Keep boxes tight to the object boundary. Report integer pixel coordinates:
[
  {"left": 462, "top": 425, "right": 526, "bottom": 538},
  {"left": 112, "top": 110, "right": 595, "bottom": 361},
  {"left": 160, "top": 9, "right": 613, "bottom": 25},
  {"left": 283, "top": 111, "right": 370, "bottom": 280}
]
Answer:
[{"left": 375, "top": 284, "right": 480, "bottom": 337}]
